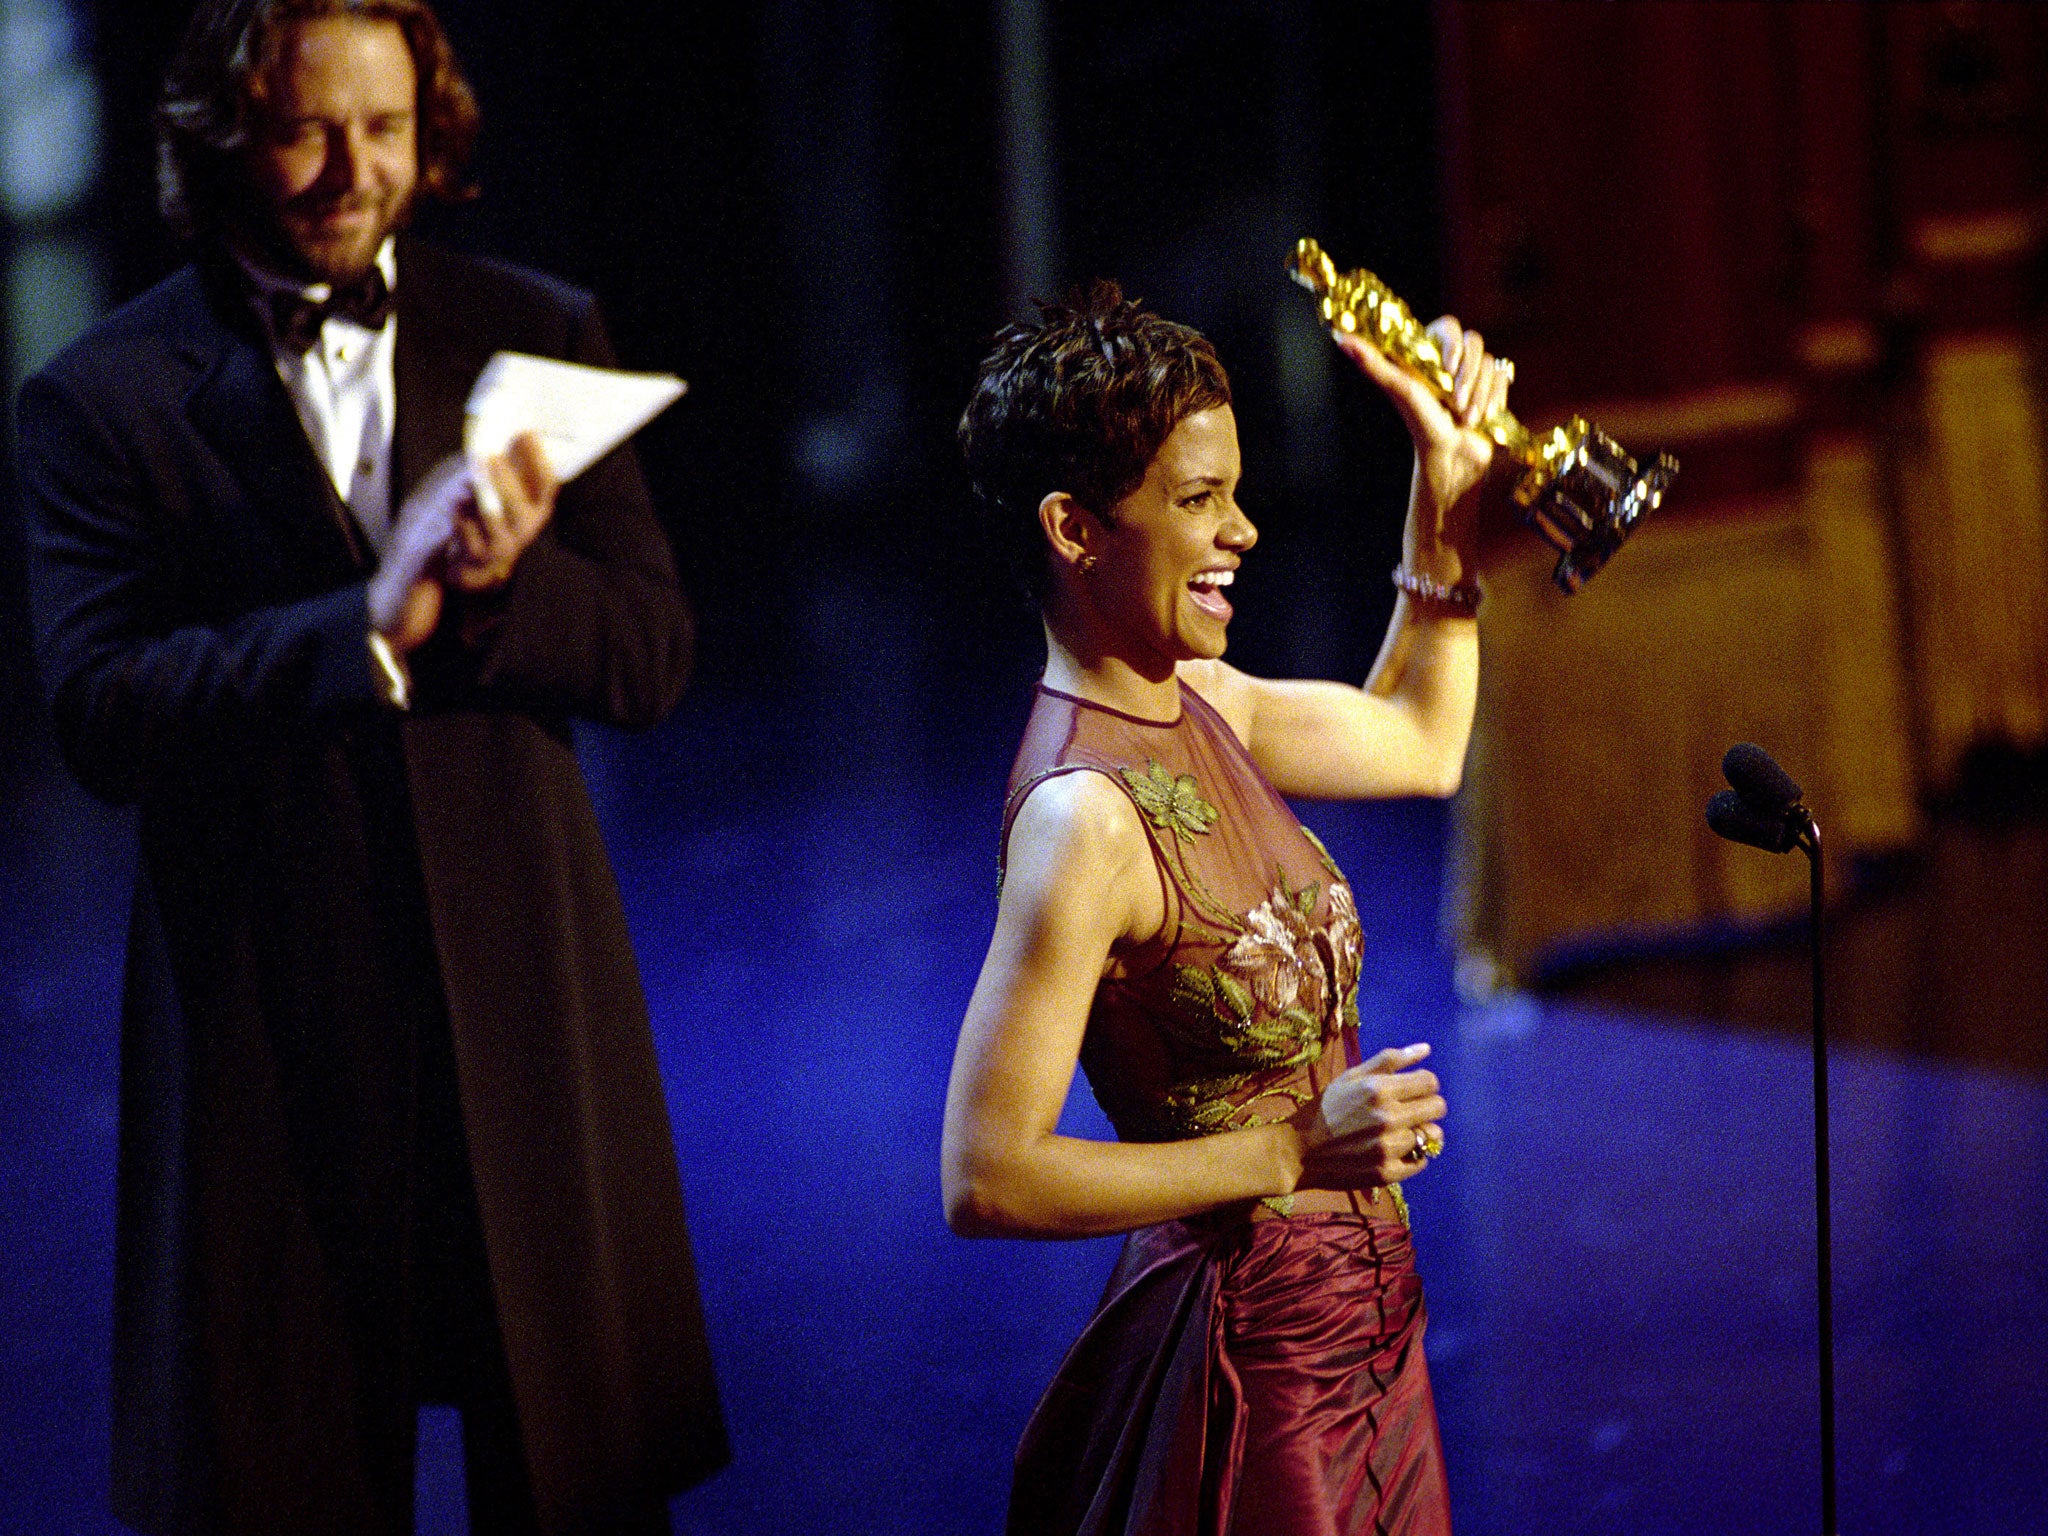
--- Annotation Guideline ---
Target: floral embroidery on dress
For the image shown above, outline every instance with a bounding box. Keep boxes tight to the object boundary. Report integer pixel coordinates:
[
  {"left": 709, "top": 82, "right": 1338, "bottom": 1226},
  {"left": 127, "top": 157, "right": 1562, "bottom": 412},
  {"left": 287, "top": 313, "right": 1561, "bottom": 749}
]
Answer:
[
  {"left": 1321, "top": 880, "right": 1363, "bottom": 1032},
  {"left": 1094, "top": 761, "right": 1368, "bottom": 1145},
  {"left": 1120, "top": 759, "right": 1220, "bottom": 843},
  {"left": 1296, "top": 826, "right": 1363, "bottom": 1032},
  {"left": 1223, "top": 881, "right": 1327, "bottom": 1019},
  {"left": 1164, "top": 880, "right": 1334, "bottom": 1065},
  {"left": 1133, "top": 869, "right": 1364, "bottom": 1140},
  {"left": 1300, "top": 824, "right": 1344, "bottom": 882}
]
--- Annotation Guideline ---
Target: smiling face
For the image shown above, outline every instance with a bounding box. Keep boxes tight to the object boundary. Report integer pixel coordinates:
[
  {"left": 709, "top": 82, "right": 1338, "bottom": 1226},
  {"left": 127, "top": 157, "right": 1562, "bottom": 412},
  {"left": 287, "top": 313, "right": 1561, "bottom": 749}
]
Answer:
[
  {"left": 1087, "top": 404, "right": 1257, "bottom": 669},
  {"left": 242, "top": 16, "right": 419, "bottom": 284}
]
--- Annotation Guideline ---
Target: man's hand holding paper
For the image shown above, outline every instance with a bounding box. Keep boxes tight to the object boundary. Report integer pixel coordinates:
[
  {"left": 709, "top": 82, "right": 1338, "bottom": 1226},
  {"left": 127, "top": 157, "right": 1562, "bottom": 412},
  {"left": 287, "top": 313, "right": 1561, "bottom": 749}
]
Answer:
[
  {"left": 449, "top": 431, "right": 559, "bottom": 591},
  {"left": 369, "top": 433, "right": 556, "bottom": 651},
  {"left": 434, "top": 348, "right": 686, "bottom": 591}
]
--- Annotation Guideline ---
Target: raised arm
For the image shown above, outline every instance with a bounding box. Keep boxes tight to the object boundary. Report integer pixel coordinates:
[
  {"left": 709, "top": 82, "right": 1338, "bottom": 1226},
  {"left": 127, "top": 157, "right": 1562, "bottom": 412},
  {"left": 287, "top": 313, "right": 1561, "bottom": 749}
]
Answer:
[
  {"left": 942, "top": 771, "right": 1446, "bottom": 1238},
  {"left": 1186, "top": 317, "right": 1508, "bottom": 801}
]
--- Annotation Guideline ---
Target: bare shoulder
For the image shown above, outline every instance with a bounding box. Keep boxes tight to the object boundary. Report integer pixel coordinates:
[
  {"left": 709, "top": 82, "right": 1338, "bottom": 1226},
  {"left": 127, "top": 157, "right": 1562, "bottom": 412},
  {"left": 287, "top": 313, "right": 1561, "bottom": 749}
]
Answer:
[
  {"left": 1177, "top": 658, "right": 1259, "bottom": 744},
  {"left": 1002, "top": 766, "right": 1167, "bottom": 951},
  {"left": 1008, "top": 767, "right": 1148, "bottom": 874}
]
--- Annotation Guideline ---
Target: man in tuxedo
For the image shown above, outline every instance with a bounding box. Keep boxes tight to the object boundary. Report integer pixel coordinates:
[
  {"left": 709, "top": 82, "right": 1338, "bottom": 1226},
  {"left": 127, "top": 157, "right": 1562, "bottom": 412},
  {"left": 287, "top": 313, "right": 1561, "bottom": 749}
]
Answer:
[{"left": 19, "top": 3, "right": 727, "bottom": 1531}]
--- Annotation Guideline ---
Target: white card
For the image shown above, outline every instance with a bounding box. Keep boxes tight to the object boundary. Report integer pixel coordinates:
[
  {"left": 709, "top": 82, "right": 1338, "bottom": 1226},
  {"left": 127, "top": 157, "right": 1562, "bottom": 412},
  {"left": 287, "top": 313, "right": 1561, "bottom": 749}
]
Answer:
[{"left": 462, "top": 351, "right": 686, "bottom": 487}]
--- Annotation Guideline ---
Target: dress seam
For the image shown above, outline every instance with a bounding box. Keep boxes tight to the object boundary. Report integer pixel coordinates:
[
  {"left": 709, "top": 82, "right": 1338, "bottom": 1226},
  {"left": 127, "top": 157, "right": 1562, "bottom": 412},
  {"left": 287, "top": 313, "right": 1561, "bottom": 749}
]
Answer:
[{"left": 1035, "top": 679, "right": 1187, "bottom": 729}]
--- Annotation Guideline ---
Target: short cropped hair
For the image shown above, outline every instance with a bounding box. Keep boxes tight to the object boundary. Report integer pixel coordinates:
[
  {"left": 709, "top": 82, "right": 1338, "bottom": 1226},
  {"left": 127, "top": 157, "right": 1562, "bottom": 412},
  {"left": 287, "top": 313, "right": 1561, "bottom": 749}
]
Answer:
[
  {"left": 958, "top": 280, "right": 1232, "bottom": 601},
  {"left": 156, "top": 0, "right": 480, "bottom": 241}
]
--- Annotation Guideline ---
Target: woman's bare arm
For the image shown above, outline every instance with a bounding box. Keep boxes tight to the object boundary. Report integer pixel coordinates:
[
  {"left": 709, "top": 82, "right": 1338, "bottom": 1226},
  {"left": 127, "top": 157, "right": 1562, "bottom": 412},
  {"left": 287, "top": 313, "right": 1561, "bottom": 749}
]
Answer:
[
  {"left": 1182, "top": 317, "right": 1505, "bottom": 802},
  {"left": 942, "top": 772, "right": 1306, "bottom": 1237}
]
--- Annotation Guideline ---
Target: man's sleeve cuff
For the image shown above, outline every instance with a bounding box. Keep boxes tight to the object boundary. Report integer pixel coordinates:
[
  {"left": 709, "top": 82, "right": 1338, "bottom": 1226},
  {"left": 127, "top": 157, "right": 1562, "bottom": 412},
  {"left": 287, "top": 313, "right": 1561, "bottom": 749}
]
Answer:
[{"left": 367, "top": 629, "right": 412, "bottom": 711}]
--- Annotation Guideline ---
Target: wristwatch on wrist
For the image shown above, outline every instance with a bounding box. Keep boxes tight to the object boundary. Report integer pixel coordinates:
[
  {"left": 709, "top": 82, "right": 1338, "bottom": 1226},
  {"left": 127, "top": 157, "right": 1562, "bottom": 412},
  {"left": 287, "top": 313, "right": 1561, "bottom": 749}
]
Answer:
[{"left": 367, "top": 629, "right": 412, "bottom": 710}]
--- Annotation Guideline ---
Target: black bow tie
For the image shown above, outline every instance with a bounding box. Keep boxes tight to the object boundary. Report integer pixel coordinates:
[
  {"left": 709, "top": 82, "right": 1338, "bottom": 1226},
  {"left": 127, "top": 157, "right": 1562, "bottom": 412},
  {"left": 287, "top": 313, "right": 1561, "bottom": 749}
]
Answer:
[{"left": 270, "top": 268, "right": 394, "bottom": 355}]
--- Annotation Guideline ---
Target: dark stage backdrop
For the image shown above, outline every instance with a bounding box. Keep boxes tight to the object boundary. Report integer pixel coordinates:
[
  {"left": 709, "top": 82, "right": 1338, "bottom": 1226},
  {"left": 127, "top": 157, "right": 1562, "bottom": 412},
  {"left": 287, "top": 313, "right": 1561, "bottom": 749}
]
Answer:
[
  {"left": 0, "top": 2, "right": 1449, "bottom": 1530},
  {"left": 12, "top": 10, "right": 2048, "bottom": 1536},
  {"left": 12, "top": 0, "right": 1444, "bottom": 761}
]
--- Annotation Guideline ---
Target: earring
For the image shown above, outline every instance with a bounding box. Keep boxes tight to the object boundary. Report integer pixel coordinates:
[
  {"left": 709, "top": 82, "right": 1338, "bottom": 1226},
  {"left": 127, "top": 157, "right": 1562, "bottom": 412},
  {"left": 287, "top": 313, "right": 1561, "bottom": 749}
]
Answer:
[{"left": 1078, "top": 554, "right": 1098, "bottom": 573}]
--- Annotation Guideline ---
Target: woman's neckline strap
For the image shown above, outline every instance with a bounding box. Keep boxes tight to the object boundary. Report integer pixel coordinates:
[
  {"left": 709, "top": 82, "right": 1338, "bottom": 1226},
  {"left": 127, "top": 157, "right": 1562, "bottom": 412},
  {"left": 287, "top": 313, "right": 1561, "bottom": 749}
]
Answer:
[{"left": 1036, "top": 679, "right": 1186, "bottom": 729}]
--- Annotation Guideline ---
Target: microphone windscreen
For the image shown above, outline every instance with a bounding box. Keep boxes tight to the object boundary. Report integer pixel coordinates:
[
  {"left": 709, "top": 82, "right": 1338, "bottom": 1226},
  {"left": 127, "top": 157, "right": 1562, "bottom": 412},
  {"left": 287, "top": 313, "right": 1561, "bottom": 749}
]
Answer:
[
  {"left": 1706, "top": 788, "right": 1800, "bottom": 854},
  {"left": 1722, "top": 742, "right": 1802, "bottom": 809}
]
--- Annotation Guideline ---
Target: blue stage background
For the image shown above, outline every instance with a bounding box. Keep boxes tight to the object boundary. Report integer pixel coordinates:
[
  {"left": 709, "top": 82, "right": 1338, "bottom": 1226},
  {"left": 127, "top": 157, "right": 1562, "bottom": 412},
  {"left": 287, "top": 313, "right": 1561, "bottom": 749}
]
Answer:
[{"left": 4, "top": 3, "right": 2047, "bottom": 1532}]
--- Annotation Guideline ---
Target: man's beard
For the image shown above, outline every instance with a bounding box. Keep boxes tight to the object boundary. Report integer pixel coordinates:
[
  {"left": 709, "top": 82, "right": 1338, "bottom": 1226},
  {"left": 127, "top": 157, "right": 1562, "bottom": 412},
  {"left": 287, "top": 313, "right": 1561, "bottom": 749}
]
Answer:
[{"left": 250, "top": 185, "right": 415, "bottom": 286}]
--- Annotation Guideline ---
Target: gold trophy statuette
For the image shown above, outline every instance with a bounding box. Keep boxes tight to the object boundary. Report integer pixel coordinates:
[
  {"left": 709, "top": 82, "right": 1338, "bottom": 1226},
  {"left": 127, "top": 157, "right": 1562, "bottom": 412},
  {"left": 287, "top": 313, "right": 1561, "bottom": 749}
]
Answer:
[{"left": 1289, "top": 238, "right": 1677, "bottom": 593}]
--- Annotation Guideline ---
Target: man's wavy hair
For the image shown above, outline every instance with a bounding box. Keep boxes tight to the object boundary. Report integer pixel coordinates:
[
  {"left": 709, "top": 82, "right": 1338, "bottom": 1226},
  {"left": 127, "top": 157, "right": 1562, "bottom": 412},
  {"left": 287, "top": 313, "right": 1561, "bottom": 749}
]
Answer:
[
  {"left": 959, "top": 280, "right": 1232, "bottom": 603},
  {"left": 156, "top": 0, "right": 480, "bottom": 242}
]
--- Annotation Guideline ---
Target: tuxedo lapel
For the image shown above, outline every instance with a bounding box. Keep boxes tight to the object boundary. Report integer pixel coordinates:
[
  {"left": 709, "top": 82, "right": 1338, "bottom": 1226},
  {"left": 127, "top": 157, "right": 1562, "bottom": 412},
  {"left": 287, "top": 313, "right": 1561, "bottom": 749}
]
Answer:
[
  {"left": 393, "top": 240, "right": 498, "bottom": 502},
  {"left": 183, "top": 272, "right": 370, "bottom": 578}
]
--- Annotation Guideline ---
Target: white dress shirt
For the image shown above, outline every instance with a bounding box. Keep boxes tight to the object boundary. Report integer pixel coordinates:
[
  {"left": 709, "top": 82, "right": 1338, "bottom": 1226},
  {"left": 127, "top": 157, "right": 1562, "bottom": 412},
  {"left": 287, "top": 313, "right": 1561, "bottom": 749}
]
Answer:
[
  {"left": 237, "top": 239, "right": 400, "bottom": 556},
  {"left": 235, "top": 239, "right": 410, "bottom": 707}
]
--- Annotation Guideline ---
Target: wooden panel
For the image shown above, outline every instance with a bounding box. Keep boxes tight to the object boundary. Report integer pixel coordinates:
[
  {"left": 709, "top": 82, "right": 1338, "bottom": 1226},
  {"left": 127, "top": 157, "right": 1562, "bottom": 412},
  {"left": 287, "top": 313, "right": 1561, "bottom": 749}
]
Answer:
[
  {"left": 1439, "top": 0, "right": 1799, "bottom": 415},
  {"left": 1437, "top": 1, "right": 1925, "bottom": 977}
]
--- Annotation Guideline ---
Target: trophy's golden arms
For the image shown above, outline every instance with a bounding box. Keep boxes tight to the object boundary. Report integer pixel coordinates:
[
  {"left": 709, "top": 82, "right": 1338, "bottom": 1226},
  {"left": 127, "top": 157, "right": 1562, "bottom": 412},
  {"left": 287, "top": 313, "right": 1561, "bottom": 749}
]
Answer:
[{"left": 1289, "top": 238, "right": 1676, "bottom": 593}]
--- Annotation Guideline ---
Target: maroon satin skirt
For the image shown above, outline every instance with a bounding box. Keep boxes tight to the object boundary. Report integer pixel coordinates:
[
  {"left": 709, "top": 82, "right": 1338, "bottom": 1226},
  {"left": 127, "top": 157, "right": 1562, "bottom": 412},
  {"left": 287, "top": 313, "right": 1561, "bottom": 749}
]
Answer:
[{"left": 1008, "top": 1212, "right": 1450, "bottom": 1536}]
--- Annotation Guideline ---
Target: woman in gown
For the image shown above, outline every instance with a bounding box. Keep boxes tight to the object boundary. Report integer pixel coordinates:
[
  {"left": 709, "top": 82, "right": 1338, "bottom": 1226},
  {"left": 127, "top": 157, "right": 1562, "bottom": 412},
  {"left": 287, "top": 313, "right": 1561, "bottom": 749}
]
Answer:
[{"left": 941, "top": 280, "right": 1510, "bottom": 1536}]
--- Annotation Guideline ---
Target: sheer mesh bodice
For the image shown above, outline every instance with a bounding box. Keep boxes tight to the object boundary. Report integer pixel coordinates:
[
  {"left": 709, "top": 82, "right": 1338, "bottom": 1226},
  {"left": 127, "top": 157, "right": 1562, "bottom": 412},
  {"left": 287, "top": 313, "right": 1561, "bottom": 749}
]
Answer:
[{"left": 1001, "top": 681, "right": 1362, "bottom": 1148}]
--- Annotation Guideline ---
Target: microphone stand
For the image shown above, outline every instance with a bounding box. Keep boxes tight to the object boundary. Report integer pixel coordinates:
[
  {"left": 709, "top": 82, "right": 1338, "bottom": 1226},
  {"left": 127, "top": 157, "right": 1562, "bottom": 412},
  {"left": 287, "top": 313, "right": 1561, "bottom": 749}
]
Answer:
[
  {"left": 1793, "top": 810, "right": 1838, "bottom": 1536},
  {"left": 1711, "top": 751, "right": 1838, "bottom": 1533}
]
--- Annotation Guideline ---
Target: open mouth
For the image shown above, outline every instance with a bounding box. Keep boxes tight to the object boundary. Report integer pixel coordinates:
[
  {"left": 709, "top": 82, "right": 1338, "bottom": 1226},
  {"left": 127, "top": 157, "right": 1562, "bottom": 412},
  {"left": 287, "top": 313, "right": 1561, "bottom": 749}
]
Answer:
[{"left": 1188, "top": 567, "right": 1235, "bottom": 622}]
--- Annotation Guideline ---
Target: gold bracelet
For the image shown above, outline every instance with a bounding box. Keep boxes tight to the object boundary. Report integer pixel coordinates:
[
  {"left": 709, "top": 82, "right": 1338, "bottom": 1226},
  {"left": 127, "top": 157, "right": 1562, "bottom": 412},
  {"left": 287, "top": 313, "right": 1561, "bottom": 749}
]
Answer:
[{"left": 1391, "top": 564, "right": 1481, "bottom": 615}]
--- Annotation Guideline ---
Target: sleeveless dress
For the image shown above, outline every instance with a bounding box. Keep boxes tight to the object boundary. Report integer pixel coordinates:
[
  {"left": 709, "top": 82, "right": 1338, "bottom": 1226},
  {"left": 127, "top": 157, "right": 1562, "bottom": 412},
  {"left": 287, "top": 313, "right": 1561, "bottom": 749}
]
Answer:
[{"left": 1001, "top": 681, "right": 1451, "bottom": 1536}]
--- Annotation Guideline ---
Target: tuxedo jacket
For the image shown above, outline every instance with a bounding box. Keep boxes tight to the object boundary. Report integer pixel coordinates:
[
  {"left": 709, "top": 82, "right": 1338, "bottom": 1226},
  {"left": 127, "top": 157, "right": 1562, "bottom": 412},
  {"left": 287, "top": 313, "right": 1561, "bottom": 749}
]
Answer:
[{"left": 20, "top": 238, "right": 728, "bottom": 1535}]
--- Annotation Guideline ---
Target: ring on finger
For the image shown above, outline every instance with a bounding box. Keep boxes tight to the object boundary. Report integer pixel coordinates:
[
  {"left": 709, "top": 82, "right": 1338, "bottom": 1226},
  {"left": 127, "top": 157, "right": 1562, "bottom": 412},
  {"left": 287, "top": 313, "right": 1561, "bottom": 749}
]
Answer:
[
  {"left": 1493, "top": 357, "right": 1515, "bottom": 383},
  {"left": 1408, "top": 1126, "right": 1430, "bottom": 1163},
  {"left": 1422, "top": 1124, "right": 1444, "bottom": 1159}
]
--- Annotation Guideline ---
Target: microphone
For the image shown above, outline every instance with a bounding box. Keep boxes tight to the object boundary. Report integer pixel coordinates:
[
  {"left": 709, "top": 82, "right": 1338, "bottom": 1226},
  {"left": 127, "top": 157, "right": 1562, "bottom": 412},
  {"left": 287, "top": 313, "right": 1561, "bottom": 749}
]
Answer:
[
  {"left": 1707, "top": 742, "right": 1811, "bottom": 854},
  {"left": 1722, "top": 741, "right": 1802, "bottom": 811},
  {"left": 1706, "top": 788, "right": 1802, "bottom": 854}
]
